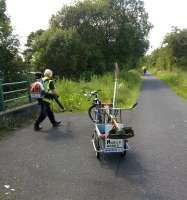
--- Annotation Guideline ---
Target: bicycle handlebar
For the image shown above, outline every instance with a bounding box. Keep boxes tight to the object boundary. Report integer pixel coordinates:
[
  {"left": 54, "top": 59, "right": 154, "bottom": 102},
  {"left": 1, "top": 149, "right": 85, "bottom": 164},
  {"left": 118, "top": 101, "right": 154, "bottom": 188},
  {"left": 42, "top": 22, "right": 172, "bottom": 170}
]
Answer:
[
  {"left": 84, "top": 90, "right": 101, "bottom": 98},
  {"left": 100, "top": 102, "right": 138, "bottom": 110}
]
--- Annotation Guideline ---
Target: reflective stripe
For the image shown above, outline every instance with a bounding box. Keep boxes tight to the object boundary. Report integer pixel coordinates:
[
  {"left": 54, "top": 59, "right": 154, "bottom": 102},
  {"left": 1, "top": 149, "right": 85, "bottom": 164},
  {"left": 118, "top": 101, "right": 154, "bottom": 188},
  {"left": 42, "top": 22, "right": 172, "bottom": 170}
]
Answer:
[
  {"left": 42, "top": 77, "right": 53, "bottom": 103},
  {"left": 42, "top": 97, "right": 51, "bottom": 103}
]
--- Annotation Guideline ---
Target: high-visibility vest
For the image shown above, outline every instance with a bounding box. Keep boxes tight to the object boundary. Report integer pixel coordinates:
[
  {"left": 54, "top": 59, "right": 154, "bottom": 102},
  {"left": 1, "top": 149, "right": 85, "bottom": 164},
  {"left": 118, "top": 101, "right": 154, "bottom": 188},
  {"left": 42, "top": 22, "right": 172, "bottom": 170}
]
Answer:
[{"left": 42, "top": 77, "right": 54, "bottom": 103}]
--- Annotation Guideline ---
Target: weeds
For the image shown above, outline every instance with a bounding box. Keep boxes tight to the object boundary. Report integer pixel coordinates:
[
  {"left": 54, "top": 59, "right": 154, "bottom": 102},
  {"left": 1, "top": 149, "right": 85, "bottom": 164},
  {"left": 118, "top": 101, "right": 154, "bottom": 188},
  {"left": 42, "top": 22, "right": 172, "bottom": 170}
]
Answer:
[
  {"left": 153, "top": 68, "right": 187, "bottom": 101},
  {"left": 52, "top": 70, "right": 142, "bottom": 112}
]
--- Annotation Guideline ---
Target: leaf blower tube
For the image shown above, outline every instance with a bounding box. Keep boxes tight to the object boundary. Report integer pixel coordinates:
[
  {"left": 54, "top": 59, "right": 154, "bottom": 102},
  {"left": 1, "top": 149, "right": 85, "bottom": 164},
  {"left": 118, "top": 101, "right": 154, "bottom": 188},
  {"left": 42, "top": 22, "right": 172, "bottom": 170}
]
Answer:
[{"left": 53, "top": 95, "right": 65, "bottom": 111}]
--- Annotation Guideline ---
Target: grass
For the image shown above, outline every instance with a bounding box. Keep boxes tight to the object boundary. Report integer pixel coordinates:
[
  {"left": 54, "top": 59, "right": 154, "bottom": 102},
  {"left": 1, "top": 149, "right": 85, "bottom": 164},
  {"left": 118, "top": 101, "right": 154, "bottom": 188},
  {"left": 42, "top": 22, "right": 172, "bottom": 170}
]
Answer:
[
  {"left": 0, "top": 69, "right": 142, "bottom": 134},
  {"left": 152, "top": 68, "right": 187, "bottom": 100},
  {"left": 0, "top": 191, "right": 15, "bottom": 200},
  {"left": 1, "top": 70, "right": 142, "bottom": 113},
  {"left": 52, "top": 69, "right": 142, "bottom": 112}
]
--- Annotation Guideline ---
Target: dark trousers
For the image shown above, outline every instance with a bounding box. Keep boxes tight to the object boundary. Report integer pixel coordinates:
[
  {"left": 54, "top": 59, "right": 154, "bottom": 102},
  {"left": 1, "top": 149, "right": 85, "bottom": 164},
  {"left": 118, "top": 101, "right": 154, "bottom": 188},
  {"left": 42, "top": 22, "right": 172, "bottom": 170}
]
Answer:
[{"left": 35, "top": 101, "right": 56, "bottom": 125}]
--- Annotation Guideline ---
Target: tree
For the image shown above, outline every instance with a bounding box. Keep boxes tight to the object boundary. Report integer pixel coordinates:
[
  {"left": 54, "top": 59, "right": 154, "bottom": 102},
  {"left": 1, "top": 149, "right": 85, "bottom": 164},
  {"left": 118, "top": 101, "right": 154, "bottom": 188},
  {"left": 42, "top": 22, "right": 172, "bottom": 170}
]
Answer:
[
  {"left": 146, "top": 28, "right": 187, "bottom": 72},
  {"left": 24, "top": 0, "right": 152, "bottom": 79},
  {"left": 163, "top": 27, "right": 187, "bottom": 66},
  {"left": 0, "top": 0, "right": 21, "bottom": 81},
  {"left": 23, "top": 29, "right": 44, "bottom": 65},
  {"left": 50, "top": 0, "right": 151, "bottom": 66}
]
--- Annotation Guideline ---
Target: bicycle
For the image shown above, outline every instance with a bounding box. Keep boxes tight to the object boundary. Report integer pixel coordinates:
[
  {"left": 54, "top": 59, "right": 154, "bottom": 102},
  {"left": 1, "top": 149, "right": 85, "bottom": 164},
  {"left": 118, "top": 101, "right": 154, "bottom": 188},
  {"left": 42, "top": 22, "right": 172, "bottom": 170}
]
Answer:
[
  {"left": 85, "top": 90, "right": 137, "bottom": 159},
  {"left": 84, "top": 90, "right": 113, "bottom": 123}
]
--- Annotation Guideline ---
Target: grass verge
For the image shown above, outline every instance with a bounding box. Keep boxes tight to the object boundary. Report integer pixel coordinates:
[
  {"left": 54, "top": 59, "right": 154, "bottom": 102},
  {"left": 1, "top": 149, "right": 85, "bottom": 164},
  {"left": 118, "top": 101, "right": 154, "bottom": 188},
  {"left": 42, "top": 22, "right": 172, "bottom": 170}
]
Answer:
[
  {"left": 52, "top": 69, "right": 142, "bottom": 112},
  {"left": 0, "top": 70, "right": 142, "bottom": 138},
  {"left": 152, "top": 68, "right": 187, "bottom": 101}
]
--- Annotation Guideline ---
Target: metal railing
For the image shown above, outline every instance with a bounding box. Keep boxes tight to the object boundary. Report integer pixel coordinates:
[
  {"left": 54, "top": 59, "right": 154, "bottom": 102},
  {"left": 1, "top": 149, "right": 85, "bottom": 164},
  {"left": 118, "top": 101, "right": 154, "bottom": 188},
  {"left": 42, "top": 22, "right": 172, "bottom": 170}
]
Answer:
[{"left": 0, "top": 79, "right": 31, "bottom": 111}]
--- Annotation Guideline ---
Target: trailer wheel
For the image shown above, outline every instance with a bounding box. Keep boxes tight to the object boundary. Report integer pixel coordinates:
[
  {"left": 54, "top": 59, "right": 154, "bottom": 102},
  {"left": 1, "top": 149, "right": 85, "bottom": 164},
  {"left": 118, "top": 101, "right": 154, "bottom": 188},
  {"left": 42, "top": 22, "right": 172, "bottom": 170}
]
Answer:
[
  {"left": 96, "top": 152, "right": 100, "bottom": 159},
  {"left": 121, "top": 143, "right": 127, "bottom": 157},
  {"left": 121, "top": 151, "right": 126, "bottom": 157},
  {"left": 93, "top": 132, "right": 101, "bottom": 159}
]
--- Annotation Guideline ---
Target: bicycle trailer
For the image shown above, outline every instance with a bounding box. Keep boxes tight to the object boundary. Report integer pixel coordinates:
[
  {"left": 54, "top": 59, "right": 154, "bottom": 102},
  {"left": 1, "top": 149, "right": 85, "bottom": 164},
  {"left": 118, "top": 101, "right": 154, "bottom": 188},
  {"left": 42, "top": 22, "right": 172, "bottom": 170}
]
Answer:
[{"left": 91, "top": 107, "right": 135, "bottom": 159}]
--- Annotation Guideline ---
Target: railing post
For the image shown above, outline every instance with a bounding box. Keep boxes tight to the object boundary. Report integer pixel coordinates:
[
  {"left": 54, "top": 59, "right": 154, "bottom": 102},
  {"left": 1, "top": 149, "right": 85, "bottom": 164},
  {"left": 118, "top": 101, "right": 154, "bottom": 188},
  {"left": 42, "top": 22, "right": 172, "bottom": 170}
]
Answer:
[
  {"left": 0, "top": 79, "right": 5, "bottom": 111},
  {"left": 27, "top": 81, "right": 32, "bottom": 103}
]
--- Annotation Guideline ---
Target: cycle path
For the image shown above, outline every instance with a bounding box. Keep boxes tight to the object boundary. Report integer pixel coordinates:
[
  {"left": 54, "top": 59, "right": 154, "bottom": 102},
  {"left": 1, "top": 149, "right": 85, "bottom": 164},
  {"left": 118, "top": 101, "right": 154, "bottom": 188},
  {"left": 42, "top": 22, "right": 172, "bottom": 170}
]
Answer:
[{"left": 0, "top": 74, "right": 187, "bottom": 200}]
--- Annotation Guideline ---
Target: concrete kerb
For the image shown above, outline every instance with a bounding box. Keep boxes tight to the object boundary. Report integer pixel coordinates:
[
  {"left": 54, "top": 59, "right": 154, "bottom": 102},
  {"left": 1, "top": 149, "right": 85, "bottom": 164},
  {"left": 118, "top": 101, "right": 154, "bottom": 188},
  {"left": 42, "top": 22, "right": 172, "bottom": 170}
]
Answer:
[{"left": 0, "top": 102, "right": 39, "bottom": 130}]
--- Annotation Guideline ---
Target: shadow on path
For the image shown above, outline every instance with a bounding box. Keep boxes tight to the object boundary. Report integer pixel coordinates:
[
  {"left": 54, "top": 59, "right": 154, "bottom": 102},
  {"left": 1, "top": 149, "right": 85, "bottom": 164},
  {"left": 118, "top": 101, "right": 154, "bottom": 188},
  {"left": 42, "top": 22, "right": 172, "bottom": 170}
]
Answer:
[{"left": 41, "top": 121, "right": 74, "bottom": 141}]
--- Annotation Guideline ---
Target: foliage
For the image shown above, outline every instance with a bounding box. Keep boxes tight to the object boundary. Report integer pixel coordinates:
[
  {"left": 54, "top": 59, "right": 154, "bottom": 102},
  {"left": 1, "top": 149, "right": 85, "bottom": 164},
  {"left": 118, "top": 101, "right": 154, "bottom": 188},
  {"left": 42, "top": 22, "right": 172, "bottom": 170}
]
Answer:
[
  {"left": 163, "top": 27, "right": 187, "bottom": 66},
  {"left": 24, "top": 0, "right": 152, "bottom": 79},
  {"left": 23, "top": 29, "right": 44, "bottom": 67},
  {"left": 51, "top": 69, "right": 142, "bottom": 112},
  {"left": 145, "top": 28, "right": 187, "bottom": 72},
  {"left": 155, "top": 68, "right": 187, "bottom": 101},
  {"left": 0, "top": 0, "right": 23, "bottom": 81}
]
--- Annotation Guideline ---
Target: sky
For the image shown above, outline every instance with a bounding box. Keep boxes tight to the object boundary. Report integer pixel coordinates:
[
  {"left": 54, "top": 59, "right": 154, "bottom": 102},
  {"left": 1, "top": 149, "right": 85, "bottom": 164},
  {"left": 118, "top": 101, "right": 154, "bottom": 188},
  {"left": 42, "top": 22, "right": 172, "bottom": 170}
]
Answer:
[{"left": 6, "top": 0, "right": 187, "bottom": 53}]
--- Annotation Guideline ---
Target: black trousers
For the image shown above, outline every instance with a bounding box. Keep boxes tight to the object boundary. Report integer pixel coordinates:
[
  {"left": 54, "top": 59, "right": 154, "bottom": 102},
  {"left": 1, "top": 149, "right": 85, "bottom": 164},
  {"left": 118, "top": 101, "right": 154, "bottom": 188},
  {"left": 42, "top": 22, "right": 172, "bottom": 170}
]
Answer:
[{"left": 35, "top": 100, "right": 56, "bottom": 125}]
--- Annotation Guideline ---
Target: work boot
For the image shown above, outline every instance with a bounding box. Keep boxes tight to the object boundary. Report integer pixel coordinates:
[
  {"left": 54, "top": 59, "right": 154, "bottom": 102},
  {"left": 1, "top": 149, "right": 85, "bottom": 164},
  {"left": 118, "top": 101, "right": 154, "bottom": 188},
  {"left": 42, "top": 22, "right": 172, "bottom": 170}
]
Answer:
[
  {"left": 52, "top": 121, "right": 61, "bottom": 127},
  {"left": 34, "top": 123, "right": 42, "bottom": 131}
]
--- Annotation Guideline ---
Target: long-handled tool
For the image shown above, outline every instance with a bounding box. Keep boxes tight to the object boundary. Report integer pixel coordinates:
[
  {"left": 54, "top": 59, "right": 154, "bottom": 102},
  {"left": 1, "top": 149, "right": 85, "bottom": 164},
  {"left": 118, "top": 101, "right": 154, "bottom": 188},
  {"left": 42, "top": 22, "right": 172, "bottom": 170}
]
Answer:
[
  {"left": 53, "top": 96, "right": 65, "bottom": 112},
  {"left": 112, "top": 62, "right": 119, "bottom": 108}
]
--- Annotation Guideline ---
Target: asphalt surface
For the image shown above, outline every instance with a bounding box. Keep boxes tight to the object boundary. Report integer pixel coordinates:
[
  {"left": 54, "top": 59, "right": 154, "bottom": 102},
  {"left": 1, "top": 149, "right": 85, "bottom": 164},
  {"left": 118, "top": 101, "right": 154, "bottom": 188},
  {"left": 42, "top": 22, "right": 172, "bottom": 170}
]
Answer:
[{"left": 0, "top": 74, "right": 187, "bottom": 200}]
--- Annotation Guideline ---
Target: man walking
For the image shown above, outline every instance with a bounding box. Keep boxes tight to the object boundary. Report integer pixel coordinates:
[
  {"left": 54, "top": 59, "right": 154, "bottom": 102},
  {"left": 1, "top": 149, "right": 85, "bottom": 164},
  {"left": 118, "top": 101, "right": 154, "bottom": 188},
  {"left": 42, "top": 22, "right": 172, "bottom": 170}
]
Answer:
[{"left": 34, "top": 69, "right": 61, "bottom": 131}]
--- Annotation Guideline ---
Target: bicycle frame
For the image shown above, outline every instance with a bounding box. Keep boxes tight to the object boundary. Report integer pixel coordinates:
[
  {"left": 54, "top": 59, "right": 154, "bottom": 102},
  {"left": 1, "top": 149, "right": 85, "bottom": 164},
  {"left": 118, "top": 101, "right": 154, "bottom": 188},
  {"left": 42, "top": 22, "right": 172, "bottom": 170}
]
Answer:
[{"left": 85, "top": 90, "right": 108, "bottom": 123}]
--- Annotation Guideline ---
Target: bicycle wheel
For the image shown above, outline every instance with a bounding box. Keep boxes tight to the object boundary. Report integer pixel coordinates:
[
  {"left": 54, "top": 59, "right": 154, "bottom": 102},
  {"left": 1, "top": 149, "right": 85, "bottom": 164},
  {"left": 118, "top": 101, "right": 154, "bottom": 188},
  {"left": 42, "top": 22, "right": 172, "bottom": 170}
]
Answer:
[
  {"left": 88, "top": 105, "right": 103, "bottom": 123},
  {"left": 121, "top": 143, "right": 127, "bottom": 157},
  {"left": 88, "top": 105, "right": 97, "bottom": 122}
]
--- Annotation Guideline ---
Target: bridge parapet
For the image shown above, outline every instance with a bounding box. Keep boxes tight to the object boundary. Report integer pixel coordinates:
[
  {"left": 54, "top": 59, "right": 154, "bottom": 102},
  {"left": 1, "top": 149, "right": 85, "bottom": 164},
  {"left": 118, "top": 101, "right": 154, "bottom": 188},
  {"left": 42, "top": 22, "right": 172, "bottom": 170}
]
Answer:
[{"left": 0, "top": 102, "right": 38, "bottom": 130}]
